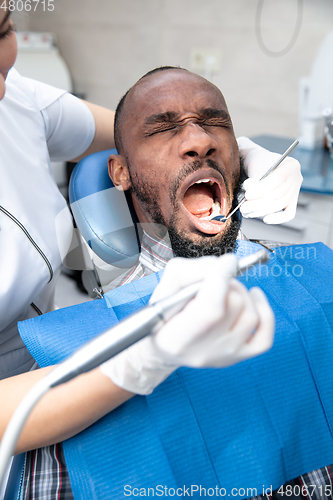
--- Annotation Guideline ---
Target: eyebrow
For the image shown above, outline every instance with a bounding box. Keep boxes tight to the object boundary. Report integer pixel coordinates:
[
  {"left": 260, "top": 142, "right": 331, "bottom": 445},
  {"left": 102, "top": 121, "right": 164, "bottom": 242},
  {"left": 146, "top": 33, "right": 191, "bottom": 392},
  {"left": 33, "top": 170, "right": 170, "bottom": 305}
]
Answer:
[
  {"left": 144, "top": 108, "right": 231, "bottom": 126},
  {"left": 0, "top": 9, "right": 11, "bottom": 30}
]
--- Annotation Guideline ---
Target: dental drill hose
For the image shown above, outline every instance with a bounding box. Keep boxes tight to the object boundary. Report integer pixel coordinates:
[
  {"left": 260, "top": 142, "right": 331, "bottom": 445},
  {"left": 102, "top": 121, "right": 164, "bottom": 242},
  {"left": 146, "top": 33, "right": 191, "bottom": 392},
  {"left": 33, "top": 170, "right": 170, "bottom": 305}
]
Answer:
[{"left": 0, "top": 249, "right": 269, "bottom": 486}]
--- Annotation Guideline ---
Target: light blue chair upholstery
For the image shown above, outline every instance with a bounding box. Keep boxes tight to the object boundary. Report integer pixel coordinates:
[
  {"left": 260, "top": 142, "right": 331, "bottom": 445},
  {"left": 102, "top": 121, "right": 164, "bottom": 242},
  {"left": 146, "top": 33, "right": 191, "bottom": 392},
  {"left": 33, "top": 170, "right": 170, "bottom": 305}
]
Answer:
[{"left": 69, "top": 149, "right": 140, "bottom": 269}]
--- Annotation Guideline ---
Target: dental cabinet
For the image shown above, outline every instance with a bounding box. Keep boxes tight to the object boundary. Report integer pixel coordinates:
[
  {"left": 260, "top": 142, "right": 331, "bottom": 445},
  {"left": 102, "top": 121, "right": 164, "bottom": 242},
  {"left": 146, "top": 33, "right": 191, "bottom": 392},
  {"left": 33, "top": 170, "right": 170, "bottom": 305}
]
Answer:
[{"left": 242, "top": 136, "right": 333, "bottom": 249}]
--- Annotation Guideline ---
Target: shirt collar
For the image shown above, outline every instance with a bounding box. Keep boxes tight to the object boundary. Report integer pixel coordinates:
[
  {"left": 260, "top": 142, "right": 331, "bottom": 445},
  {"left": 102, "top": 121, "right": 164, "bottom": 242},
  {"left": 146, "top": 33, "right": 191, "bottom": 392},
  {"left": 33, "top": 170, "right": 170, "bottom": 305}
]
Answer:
[
  {"left": 138, "top": 231, "right": 175, "bottom": 273},
  {"left": 138, "top": 230, "right": 245, "bottom": 274}
]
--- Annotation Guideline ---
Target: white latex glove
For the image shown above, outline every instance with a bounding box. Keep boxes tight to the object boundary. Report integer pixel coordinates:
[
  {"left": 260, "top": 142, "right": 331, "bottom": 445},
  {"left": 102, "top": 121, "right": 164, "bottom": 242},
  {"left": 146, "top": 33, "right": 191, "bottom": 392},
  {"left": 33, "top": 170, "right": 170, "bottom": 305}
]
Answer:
[
  {"left": 238, "top": 137, "right": 303, "bottom": 224},
  {"left": 100, "top": 254, "right": 275, "bottom": 395}
]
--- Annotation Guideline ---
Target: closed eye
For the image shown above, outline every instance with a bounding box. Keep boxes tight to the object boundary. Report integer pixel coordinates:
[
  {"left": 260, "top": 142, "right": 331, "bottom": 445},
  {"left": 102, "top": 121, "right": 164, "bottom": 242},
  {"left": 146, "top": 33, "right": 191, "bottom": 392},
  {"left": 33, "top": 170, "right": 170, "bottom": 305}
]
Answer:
[
  {"left": 0, "top": 24, "right": 14, "bottom": 40},
  {"left": 144, "top": 114, "right": 232, "bottom": 137},
  {"left": 201, "top": 118, "right": 232, "bottom": 128},
  {"left": 144, "top": 124, "right": 177, "bottom": 137}
]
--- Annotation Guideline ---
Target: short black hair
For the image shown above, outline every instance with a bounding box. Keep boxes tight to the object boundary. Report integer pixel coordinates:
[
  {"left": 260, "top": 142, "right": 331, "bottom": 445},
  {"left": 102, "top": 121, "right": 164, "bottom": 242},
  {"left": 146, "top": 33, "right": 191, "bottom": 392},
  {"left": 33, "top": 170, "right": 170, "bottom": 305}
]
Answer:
[{"left": 114, "top": 66, "right": 188, "bottom": 154}]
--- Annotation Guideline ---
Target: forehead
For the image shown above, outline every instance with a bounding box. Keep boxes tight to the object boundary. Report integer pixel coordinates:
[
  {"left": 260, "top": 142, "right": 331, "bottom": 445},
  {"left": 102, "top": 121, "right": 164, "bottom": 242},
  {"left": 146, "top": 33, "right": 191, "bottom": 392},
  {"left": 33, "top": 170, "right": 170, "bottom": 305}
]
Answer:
[{"left": 124, "top": 70, "right": 228, "bottom": 126}]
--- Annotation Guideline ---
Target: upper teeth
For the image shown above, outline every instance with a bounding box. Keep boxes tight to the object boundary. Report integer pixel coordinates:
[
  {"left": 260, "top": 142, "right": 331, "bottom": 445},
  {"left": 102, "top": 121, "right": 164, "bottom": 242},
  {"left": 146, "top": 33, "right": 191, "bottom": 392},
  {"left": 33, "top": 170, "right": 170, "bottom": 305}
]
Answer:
[{"left": 195, "top": 179, "right": 214, "bottom": 185}]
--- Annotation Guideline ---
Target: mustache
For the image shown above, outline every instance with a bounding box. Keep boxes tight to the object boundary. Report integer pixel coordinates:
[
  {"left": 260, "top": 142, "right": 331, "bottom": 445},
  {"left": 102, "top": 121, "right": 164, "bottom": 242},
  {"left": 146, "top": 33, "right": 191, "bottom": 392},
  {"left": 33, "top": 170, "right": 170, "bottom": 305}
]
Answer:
[{"left": 171, "top": 159, "right": 230, "bottom": 199}]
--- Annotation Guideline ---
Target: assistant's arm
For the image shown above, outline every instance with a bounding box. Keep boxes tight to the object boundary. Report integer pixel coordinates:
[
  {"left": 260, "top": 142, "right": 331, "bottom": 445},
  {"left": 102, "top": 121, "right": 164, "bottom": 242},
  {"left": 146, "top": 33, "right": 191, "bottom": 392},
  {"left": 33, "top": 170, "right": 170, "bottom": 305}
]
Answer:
[
  {"left": 42, "top": 93, "right": 114, "bottom": 162},
  {"left": 74, "top": 100, "right": 115, "bottom": 160},
  {"left": 0, "top": 366, "right": 133, "bottom": 454}
]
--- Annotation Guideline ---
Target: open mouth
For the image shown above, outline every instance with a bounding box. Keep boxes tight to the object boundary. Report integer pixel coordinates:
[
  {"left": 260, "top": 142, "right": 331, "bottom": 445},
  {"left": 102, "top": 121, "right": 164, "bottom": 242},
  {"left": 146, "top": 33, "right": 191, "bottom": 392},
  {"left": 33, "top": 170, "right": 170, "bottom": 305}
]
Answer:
[{"left": 181, "top": 173, "right": 228, "bottom": 235}]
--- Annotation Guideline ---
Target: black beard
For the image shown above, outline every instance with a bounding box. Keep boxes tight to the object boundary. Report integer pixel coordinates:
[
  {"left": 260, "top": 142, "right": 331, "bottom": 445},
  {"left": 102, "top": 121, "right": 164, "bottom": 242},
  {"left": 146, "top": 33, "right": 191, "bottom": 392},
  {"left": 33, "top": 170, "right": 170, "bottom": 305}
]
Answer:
[
  {"left": 166, "top": 212, "right": 241, "bottom": 258},
  {"left": 128, "top": 156, "right": 247, "bottom": 258}
]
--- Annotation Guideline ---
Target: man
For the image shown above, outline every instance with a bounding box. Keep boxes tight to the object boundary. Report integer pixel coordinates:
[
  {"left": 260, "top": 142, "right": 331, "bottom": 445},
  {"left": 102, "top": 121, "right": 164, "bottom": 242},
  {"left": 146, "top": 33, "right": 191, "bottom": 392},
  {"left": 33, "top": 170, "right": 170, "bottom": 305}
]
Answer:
[
  {"left": 13, "top": 68, "right": 333, "bottom": 499},
  {"left": 104, "top": 66, "right": 299, "bottom": 289},
  {"left": 111, "top": 67, "right": 290, "bottom": 251}
]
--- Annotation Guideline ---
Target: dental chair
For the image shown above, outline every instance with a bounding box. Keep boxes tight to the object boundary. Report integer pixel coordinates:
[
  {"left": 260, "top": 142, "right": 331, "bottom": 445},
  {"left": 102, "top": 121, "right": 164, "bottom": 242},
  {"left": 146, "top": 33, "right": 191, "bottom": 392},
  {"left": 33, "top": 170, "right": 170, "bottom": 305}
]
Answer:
[{"left": 68, "top": 149, "right": 142, "bottom": 296}]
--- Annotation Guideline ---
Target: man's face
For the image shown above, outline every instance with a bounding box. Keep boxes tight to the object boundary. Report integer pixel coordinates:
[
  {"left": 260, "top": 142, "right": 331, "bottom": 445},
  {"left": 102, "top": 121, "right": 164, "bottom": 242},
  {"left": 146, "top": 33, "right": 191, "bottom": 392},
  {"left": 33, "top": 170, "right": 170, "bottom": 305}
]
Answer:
[{"left": 110, "top": 70, "right": 243, "bottom": 257}]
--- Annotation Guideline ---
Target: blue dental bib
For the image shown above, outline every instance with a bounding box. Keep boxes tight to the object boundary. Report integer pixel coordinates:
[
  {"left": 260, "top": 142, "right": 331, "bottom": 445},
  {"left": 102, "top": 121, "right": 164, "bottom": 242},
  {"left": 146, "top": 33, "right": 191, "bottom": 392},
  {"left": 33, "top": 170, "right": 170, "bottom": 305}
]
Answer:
[{"left": 19, "top": 241, "right": 333, "bottom": 499}]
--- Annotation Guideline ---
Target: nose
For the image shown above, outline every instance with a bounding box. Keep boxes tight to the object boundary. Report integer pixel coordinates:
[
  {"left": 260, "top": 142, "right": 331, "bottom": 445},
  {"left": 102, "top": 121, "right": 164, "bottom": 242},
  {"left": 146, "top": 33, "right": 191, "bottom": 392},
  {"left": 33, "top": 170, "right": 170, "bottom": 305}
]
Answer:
[{"left": 178, "top": 122, "right": 219, "bottom": 160}]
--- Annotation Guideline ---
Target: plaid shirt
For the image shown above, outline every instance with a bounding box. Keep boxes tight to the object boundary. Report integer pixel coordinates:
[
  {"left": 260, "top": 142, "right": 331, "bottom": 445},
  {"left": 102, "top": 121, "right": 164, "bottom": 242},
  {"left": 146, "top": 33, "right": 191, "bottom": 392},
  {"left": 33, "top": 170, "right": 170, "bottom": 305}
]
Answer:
[
  {"left": 19, "top": 233, "right": 333, "bottom": 499},
  {"left": 21, "top": 444, "right": 72, "bottom": 500}
]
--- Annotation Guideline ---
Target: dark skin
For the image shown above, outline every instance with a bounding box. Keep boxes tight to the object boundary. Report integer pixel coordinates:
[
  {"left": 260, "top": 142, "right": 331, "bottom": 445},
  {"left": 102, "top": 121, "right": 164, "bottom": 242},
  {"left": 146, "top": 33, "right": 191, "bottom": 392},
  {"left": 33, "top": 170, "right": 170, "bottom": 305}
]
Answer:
[{"left": 108, "top": 70, "right": 241, "bottom": 247}]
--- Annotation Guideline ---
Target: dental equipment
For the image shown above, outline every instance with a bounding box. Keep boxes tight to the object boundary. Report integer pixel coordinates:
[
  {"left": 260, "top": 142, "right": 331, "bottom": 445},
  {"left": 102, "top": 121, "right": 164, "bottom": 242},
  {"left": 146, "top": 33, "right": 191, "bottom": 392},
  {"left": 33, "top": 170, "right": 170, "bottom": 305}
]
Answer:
[
  {"left": 212, "top": 139, "right": 299, "bottom": 222},
  {"left": 0, "top": 249, "right": 269, "bottom": 486}
]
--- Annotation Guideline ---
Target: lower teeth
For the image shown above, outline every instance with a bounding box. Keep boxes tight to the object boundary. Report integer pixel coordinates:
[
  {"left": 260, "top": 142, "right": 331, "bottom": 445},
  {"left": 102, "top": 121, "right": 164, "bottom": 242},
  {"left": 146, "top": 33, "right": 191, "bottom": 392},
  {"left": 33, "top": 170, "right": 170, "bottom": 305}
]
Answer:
[{"left": 202, "top": 201, "right": 221, "bottom": 220}]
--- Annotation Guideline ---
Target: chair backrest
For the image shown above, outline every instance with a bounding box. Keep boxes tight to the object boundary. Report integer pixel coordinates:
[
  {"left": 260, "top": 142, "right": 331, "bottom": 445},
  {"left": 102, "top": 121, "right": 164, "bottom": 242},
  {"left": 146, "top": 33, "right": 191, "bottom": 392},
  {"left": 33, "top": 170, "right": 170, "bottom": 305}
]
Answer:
[{"left": 69, "top": 149, "right": 140, "bottom": 269}]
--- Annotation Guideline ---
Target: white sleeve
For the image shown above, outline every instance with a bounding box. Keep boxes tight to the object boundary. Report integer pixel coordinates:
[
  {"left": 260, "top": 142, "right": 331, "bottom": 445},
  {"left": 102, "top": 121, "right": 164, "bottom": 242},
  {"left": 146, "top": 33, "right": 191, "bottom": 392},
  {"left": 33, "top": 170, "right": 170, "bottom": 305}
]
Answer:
[{"left": 41, "top": 93, "right": 96, "bottom": 162}]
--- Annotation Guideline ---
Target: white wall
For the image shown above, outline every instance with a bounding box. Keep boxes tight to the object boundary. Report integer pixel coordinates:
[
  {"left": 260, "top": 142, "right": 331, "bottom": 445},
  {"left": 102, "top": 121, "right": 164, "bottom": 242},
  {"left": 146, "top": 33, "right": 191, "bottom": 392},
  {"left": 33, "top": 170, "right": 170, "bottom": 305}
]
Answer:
[{"left": 14, "top": 0, "right": 333, "bottom": 139}]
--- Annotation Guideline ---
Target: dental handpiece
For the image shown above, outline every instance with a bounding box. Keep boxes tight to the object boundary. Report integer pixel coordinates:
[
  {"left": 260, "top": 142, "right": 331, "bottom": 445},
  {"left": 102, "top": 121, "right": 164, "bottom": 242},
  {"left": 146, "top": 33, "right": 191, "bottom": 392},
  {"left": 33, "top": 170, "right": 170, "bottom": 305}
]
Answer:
[
  {"left": 46, "top": 248, "right": 270, "bottom": 389},
  {"left": 212, "top": 139, "right": 299, "bottom": 222}
]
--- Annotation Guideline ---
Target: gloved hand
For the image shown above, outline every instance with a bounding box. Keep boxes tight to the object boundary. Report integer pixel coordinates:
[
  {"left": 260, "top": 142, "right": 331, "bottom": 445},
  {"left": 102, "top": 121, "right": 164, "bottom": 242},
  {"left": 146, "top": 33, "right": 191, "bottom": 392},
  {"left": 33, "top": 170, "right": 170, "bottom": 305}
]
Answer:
[
  {"left": 238, "top": 137, "right": 303, "bottom": 224},
  {"left": 100, "top": 254, "right": 275, "bottom": 395}
]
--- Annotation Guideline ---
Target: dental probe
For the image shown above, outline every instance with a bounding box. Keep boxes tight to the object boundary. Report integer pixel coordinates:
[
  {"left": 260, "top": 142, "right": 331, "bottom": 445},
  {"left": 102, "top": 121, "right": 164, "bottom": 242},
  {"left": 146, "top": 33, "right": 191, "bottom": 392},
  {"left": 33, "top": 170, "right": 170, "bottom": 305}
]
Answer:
[
  {"left": 0, "top": 249, "right": 269, "bottom": 485},
  {"left": 212, "top": 139, "right": 299, "bottom": 222}
]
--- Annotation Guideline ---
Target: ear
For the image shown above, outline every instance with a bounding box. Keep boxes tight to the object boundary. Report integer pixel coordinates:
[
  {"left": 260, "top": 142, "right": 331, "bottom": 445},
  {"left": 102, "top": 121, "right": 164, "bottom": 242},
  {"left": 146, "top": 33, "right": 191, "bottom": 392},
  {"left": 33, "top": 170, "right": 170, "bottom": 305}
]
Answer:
[{"left": 108, "top": 154, "right": 131, "bottom": 191}]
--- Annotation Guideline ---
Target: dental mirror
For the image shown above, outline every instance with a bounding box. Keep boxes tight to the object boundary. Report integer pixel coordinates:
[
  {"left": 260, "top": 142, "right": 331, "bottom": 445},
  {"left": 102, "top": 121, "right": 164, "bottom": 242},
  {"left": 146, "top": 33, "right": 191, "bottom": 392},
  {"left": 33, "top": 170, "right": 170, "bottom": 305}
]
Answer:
[{"left": 212, "top": 139, "right": 299, "bottom": 222}]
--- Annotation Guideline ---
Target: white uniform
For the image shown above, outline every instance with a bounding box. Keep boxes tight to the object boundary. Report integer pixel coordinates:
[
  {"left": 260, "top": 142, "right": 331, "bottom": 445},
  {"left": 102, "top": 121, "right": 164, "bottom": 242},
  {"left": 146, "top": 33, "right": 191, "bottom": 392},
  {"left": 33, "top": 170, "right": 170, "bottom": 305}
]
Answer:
[{"left": 0, "top": 68, "right": 95, "bottom": 379}]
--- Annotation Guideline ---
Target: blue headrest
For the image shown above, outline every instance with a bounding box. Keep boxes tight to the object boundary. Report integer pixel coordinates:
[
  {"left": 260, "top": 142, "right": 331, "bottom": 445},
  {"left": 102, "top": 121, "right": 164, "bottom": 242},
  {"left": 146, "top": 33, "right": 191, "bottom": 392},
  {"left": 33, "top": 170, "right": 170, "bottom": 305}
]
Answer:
[{"left": 69, "top": 149, "right": 140, "bottom": 268}]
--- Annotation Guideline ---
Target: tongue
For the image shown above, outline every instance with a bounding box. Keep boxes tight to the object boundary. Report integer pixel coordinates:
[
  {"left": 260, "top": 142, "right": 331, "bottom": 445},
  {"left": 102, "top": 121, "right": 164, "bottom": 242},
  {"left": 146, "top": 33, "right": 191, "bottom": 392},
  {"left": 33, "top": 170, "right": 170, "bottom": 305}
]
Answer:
[{"left": 183, "top": 184, "right": 214, "bottom": 216}]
